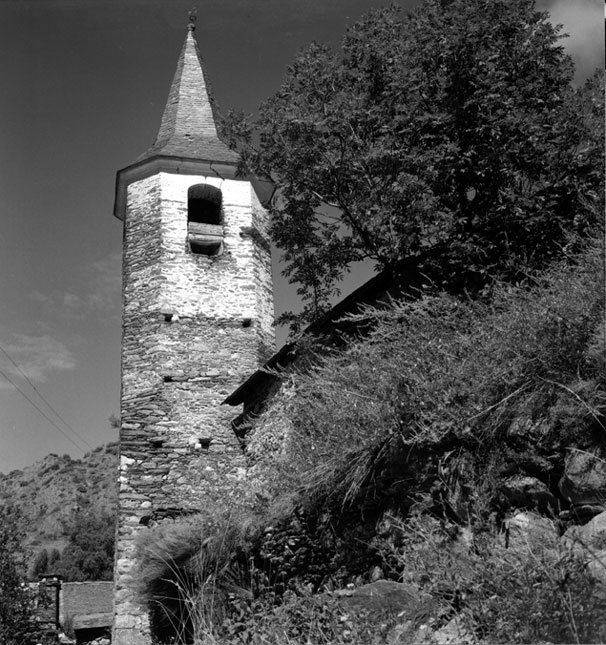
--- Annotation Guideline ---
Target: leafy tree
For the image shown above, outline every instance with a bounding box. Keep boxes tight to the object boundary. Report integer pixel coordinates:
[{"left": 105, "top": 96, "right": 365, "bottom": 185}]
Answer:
[
  {"left": 48, "top": 548, "right": 61, "bottom": 570},
  {"left": 56, "top": 511, "right": 115, "bottom": 581},
  {"left": 567, "top": 68, "right": 605, "bottom": 240},
  {"left": 30, "top": 548, "right": 49, "bottom": 580},
  {"left": 0, "top": 505, "right": 44, "bottom": 644},
  {"left": 224, "top": 0, "right": 603, "bottom": 327}
]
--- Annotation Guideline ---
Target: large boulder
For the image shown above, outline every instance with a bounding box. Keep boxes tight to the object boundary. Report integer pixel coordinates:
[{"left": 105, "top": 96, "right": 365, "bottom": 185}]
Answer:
[
  {"left": 562, "top": 510, "right": 606, "bottom": 585},
  {"left": 576, "top": 510, "right": 606, "bottom": 541},
  {"left": 559, "top": 450, "right": 606, "bottom": 518},
  {"left": 328, "top": 581, "right": 436, "bottom": 645},
  {"left": 332, "top": 581, "right": 481, "bottom": 644},
  {"left": 500, "top": 475, "right": 556, "bottom": 510},
  {"left": 331, "top": 579, "right": 434, "bottom": 617},
  {"left": 412, "top": 616, "right": 477, "bottom": 644},
  {"left": 503, "top": 511, "right": 558, "bottom": 552}
]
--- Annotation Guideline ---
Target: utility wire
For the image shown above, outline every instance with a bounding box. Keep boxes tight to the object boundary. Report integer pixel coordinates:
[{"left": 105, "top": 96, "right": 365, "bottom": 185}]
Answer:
[
  {"left": 0, "top": 366, "right": 88, "bottom": 454},
  {"left": 0, "top": 343, "right": 94, "bottom": 450}
]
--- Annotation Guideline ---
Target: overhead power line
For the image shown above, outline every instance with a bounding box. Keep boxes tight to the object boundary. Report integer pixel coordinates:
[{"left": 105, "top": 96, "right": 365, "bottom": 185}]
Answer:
[
  {"left": 0, "top": 343, "right": 94, "bottom": 451},
  {"left": 0, "top": 366, "right": 87, "bottom": 453},
  {"left": 0, "top": 343, "right": 94, "bottom": 453}
]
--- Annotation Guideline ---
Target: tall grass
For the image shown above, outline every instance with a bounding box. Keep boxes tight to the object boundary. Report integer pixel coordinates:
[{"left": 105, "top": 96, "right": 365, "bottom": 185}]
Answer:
[
  {"left": 135, "top": 513, "right": 252, "bottom": 644},
  {"left": 247, "top": 238, "right": 604, "bottom": 513},
  {"left": 379, "top": 512, "right": 606, "bottom": 644}
]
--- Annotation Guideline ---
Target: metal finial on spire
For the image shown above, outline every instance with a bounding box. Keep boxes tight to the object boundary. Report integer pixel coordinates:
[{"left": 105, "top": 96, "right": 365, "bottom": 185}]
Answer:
[{"left": 188, "top": 7, "right": 197, "bottom": 31}]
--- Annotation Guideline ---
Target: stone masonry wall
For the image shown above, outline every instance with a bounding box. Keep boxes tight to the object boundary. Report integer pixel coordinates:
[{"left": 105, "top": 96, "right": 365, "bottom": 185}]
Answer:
[{"left": 113, "top": 172, "right": 275, "bottom": 645}]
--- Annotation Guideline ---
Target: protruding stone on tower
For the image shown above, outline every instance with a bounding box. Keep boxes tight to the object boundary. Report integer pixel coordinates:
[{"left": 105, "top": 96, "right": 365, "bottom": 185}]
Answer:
[{"left": 112, "top": 20, "right": 275, "bottom": 645}]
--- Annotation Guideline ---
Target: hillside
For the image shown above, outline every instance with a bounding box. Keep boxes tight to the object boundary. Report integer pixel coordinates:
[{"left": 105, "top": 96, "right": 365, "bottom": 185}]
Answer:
[
  {"left": 133, "top": 239, "right": 606, "bottom": 644},
  {"left": 0, "top": 443, "right": 118, "bottom": 569}
]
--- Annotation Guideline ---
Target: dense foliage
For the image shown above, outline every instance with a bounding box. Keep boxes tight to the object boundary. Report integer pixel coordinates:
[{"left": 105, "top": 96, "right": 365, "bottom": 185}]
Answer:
[
  {"left": 29, "top": 511, "right": 115, "bottom": 582},
  {"left": 381, "top": 514, "right": 606, "bottom": 644},
  {"left": 0, "top": 506, "right": 45, "bottom": 644},
  {"left": 225, "top": 0, "right": 603, "bottom": 327},
  {"left": 55, "top": 511, "right": 115, "bottom": 582},
  {"left": 248, "top": 236, "right": 604, "bottom": 512}
]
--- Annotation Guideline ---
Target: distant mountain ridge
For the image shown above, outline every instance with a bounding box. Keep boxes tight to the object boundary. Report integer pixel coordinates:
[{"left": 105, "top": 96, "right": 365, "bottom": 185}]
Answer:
[{"left": 0, "top": 443, "right": 118, "bottom": 569}]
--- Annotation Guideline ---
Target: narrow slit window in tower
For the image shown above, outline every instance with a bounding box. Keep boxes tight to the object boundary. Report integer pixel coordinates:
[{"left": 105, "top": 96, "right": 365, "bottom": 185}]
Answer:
[{"left": 187, "top": 183, "right": 223, "bottom": 255}]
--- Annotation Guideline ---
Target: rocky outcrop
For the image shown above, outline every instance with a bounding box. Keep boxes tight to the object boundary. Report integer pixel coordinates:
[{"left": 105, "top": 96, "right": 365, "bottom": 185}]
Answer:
[
  {"left": 500, "top": 475, "right": 557, "bottom": 510},
  {"left": 504, "top": 511, "right": 558, "bottom": 551},
  {"left": 562, "top": 510, "right": 606, "bottom": 584},
  {"left": 413, "top": 616, "right": 476, "bottom": 644},
  {"left": 329, "top": 580, "right": 476, "bottom": 644},
  {"left": 559, "top": 450, "right": 606, "bottom": 519},
  {"left": 331, "top": 579, "right": 434, "bottom": 617}
]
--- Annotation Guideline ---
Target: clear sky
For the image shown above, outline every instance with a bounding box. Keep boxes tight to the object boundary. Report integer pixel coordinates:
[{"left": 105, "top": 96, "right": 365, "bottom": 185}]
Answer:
[{"left": 0, "top": 0, "right": 602, "bottom": 474}]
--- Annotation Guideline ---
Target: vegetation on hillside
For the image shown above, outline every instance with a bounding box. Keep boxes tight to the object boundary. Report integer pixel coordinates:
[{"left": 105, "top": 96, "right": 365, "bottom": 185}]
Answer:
[
  {"left": 248, "top": 241, "right": 604, "bottom": 515},
  {"left": 0, "top": 443, "right": 117, "bottom": 581},
  {"left": 0, "top": 505, "right": 48, "bottom": 644},
  {"left": 52, "top": 510, "right": 115, "bottom": 582}
]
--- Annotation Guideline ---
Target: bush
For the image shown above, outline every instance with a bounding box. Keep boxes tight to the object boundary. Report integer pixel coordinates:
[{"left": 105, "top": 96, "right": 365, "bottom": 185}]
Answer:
[
  {"left": 0, "top": 505, "right": 47, "bottom": 644},
  {"left": 135, "top": 512, "right": 253, "bottom": 644},
  {"left": 220, "top": 591, "right": 385, "bottom": 645},
  {"left": 248, "top": 238, "right": 604, "bottom": 514},
  {"left": 30, "top": 549, "right": 49, "bottom": 580},
  {"left": 56, "top": 511, "right": 115, "bottom": 581},
  {"left": 379, "top": 512, "right": 606, "bottom": 643}
]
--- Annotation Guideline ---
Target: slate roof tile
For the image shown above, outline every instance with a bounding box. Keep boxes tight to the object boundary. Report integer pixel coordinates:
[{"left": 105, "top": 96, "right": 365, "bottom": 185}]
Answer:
[
  {"left": 60, "top": 581, "right": 113, "bottom": 630},
  {"left": 137, "top": 26, "right": 239, "bottom": 166}
]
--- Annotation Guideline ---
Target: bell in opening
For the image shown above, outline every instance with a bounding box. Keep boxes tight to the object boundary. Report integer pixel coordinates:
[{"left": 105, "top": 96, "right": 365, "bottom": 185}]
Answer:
[{"left": 187, "top": 184, "right": 223, "bottom": 255}]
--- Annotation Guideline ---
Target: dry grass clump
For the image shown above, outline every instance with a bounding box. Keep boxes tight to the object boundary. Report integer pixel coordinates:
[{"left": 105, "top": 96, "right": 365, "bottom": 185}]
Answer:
[{"left": 135, "top": 512, "right": 252, "bottom": 644}]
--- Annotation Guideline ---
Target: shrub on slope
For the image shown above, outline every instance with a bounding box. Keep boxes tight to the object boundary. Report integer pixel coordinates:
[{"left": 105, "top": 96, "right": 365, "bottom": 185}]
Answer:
[{"left": 249, "top": 239, "right": 605, "bottom": 516}]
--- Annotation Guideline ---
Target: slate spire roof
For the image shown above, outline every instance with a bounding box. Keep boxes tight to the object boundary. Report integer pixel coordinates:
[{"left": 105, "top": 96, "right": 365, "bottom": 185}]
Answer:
[{"left": 138, "top": 22, "right": 239, "bottom": 165}]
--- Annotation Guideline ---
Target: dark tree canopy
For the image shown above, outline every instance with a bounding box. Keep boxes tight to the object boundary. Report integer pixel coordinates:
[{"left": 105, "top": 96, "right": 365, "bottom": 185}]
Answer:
[
  {"left": 0, "top": 506, "right": 44, "bottom": 644},
  {"left": 56, "top": 510, "right": 115, "bottom": 582},
  {"left": 30, "top": 548, "right": 49, "bottom": 579},
  {"left": 224, "top": 0, "right": 604, "bottom": 328}
]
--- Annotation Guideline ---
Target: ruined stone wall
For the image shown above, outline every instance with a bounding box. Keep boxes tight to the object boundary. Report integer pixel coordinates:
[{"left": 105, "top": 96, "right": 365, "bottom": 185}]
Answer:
[{"left": 113, "top": 172, "right": 275, "bottom": 645}]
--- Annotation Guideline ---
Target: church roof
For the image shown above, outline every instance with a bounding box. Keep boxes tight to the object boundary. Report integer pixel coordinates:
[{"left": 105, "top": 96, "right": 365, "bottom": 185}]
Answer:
[
  {"left": 60, "top": 581, "right": 113, "bottom": 630},
  {"left": 137, "top": 24, "right": 239, "bottom": 166}
]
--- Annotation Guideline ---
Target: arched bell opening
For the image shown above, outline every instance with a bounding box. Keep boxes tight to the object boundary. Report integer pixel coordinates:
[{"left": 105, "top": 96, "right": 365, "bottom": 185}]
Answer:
[{"left": 187, "top": 184, "right": 223, "bottom": 255}]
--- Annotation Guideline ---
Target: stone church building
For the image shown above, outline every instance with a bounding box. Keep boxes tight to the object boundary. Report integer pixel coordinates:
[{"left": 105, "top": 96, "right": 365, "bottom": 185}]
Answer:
[{"left": 112, "top": 20, "right": 276, "bottom": 644}]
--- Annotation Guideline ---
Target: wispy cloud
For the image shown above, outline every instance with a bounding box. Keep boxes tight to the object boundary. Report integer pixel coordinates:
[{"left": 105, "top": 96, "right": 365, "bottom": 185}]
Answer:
[
  {"left": 0, "top": 334, "right": 76, "bottom": 389},
  {"left": 27, "top": 251, "right": 122, "bottom": 321},
  {"left": 29, "top": 291, "right": 54, "bottom": 308},
  {"left": 86, "top": 252, "right": 122, "bottom": 312},
  {"left": 63, "top": 293, "right": 82, "bottom": 310}
]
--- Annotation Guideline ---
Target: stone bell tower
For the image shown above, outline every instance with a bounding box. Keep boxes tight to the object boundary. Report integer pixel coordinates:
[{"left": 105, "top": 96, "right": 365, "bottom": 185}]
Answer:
[{"left": 111, "top": 19, "right": 275, "bottom": 645}]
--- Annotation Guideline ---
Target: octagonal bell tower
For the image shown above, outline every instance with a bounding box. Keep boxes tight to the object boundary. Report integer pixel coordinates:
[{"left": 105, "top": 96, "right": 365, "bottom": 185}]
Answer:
[{"left": 112, "top": 20, "right": 275, "bottom": 645}]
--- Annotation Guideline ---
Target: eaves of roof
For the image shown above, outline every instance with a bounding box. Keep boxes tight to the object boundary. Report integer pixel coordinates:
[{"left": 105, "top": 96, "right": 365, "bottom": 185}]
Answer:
[
  {"left": 223, "top": 252, "right": 438, "bottom": 407},
  {"left": 223, "top": 267, "right": 399, "bottom": 406}
]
